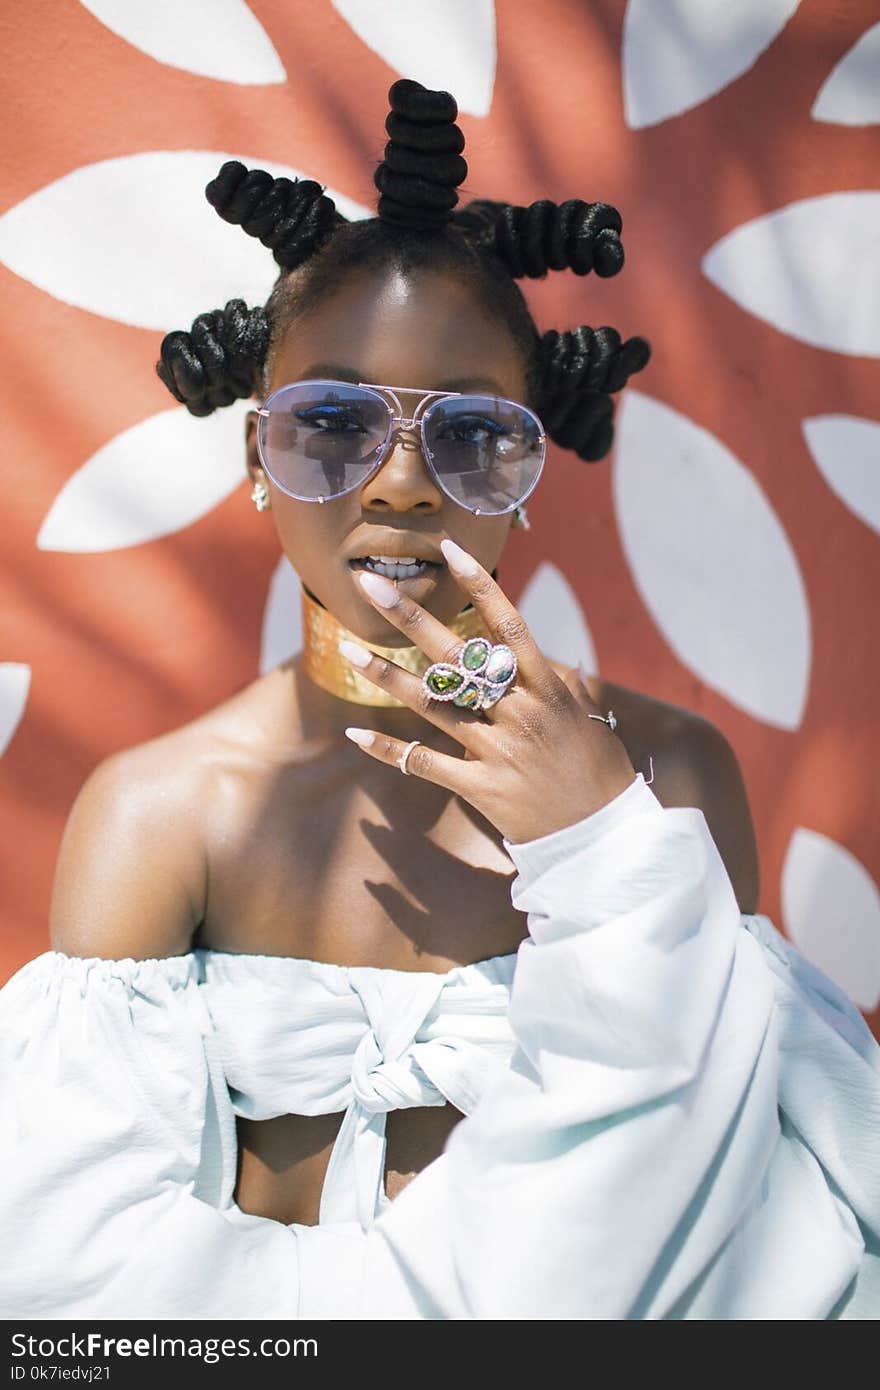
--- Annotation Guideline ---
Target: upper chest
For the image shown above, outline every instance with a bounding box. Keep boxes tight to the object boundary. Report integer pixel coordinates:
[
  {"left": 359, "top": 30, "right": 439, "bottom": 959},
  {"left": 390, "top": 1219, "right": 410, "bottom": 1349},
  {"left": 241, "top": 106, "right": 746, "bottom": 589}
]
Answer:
[
  {"left": 191, "top": 668, "right": 673, "bottom": 970},
  {"left": 196, "top": 750, "right": 526, "bottom": 968}
]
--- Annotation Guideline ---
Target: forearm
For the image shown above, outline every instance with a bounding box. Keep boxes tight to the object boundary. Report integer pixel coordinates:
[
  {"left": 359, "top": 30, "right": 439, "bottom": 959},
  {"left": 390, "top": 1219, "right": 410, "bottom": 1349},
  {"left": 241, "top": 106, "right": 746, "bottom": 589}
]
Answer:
[{"left": 354, "top": 775, "right": 781, "bottom": 1318}]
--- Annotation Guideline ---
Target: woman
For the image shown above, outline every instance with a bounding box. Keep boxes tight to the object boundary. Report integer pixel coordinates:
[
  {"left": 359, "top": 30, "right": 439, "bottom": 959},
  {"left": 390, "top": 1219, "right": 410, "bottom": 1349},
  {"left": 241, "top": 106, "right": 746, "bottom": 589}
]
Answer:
[{"left": 1, "top": 79, "right": 877, "bottom": 1321}]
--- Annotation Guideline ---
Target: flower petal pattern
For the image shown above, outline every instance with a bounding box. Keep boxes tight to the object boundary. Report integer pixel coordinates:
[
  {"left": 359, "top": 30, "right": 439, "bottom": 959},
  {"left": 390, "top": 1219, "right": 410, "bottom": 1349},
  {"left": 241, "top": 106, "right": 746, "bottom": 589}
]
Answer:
[
  {"left": 812, "top": 22, "right": 880, "bottom": 126},
  {"left": 331, "top": 0, "right": 497, "bottom": 116},
  {"left": 78, "top": 0, "right": 286, "bottom": 84},
  {"left": 802, "top": 414, "right": 880, "bottom": 536},
  {"left": 702, "top": 192, "right": 880, "bottom": 357},
  {"left": 0, "top": 665, "right": 31, "bottom": 758},
  {"left": 517, "top": 562, "right": 597, "bottom": 673},
  {"left": 0, "top": 152, "right": 371, "bottom": 331},
  {"left": 622, "top": 0, "right": 800, "bottom": 129},
  {"left": 37, "top": 401, "right": 253, "bottom": 553},
  {"left": 782, "top": 826, "right": 880, "bottom": 1011},
  {"left": 614, "top": 392, "right": 811, "bottom": 730},
  {"left": 3, "top": 2, "right": 878, "bottom": 1039}
]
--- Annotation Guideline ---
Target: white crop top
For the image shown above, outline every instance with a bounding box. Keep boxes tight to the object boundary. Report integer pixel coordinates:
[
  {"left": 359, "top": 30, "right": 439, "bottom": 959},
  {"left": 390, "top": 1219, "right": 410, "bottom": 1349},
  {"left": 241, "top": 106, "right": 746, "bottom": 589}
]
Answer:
[{"left": 198, "top": 946, "right": 518, "bottom": 1227}]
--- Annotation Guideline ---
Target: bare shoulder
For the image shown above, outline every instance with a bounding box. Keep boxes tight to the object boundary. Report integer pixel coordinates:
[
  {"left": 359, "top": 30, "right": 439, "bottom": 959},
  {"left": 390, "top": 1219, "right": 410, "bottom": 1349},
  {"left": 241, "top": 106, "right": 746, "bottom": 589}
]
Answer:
[
  {"left": 49, "top": 716, "right": 219, "bottom": 962},
  {"left": 546, "top": 658, "right": 760, "bottom": 914},
  {"left": 49, "top": 662, "right": 313, "bottom": 962}
]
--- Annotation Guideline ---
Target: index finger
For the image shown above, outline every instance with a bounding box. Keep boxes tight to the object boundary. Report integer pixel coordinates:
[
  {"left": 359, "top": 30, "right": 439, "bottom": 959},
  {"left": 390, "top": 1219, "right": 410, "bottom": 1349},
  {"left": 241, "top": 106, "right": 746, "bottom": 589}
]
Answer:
[{"left": 439, "top": 538, "right": 553, "bottom": 693}]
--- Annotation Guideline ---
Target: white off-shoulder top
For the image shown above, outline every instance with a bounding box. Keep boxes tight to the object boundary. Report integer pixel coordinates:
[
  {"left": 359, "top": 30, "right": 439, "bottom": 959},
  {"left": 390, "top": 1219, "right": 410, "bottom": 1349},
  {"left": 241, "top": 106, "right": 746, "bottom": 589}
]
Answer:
[
  {"left": 1, "top": 773, "right": 879, "bottom": 1320},
  {"left": 201, "top": 945, "right": 517, "bottom": 1227}
]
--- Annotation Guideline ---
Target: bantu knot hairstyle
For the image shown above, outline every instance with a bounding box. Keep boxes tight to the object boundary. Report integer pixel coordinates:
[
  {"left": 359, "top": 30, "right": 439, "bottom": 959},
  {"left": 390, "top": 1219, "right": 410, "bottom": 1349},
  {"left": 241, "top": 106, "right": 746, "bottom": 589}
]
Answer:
[
  {"left": 156, "top": 300, "right": 270, "bottom": 418},
  {"left": 537, "top": 327, "right": 652, "bottom": 461},
  {"left": 374, "top": 78, "right": 468, "bottom": 231},
  {"left": 156, "top": 76, "right": 650, "bottom": 462},
  {"left": 204, "top": 158, "right": 346, "bottom": 269}
]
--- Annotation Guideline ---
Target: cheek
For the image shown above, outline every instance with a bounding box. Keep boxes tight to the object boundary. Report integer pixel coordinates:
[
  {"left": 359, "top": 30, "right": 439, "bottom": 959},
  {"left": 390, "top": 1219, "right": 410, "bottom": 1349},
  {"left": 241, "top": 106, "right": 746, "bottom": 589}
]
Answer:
[
  {"left": 456, "top": 516, "right": 512, "bottom": 568},
  {"left": 268, "top": 494, "right": 352, "bottom": 569}
]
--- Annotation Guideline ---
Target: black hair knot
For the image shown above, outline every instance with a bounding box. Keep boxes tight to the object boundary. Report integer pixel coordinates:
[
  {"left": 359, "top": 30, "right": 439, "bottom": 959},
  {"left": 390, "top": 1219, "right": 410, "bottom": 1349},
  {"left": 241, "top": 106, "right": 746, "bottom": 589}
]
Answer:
[
  {"left": 155, "top": 299, "right": 269, "bottom": 417},
  {"left": 374, "top": 78, "right": 468, "bottom": 231},
  {"left": 205, "top": 159, "right": 342, "bottom": 270},
  {"left": 490, "top": 199, "right": 624, "bottom": 279},
  {"left": 537, "top": 326, "right": 651, "bottom": 460}
]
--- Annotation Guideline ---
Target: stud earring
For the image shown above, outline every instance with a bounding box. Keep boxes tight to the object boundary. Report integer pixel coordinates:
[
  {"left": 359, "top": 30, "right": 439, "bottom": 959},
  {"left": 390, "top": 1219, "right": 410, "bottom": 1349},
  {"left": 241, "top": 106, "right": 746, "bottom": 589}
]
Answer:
[
  {"left": 251, "top": 481, "right": 270, "bottom": 512},
  {"left": 512, "top": 504, "right": 530, "bottom": 530}
]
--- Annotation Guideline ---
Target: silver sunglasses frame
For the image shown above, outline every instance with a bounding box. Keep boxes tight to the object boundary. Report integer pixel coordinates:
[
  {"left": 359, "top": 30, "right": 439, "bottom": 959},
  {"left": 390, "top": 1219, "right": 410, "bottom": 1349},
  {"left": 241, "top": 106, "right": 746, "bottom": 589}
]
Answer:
[{"left": 255, "top": 378, "right": 547, "bottom": 514}]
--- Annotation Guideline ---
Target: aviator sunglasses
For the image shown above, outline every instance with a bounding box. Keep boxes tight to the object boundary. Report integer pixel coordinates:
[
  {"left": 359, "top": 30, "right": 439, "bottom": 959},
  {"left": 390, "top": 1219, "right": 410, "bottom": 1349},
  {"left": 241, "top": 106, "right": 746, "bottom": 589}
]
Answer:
[{"left": 255, "top": 379, "right": 547, "bottom": 516}]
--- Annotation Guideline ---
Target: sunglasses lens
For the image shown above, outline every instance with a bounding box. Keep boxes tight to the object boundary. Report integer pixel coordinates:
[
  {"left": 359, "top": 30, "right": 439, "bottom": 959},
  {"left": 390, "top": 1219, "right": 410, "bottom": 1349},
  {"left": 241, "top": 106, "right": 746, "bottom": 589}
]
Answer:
[
  {"left": 259, "top": 382, "right": 389, "bottom": 500},
  {"left": 424, "top": 395, "right": 544, "bottom": 514}
]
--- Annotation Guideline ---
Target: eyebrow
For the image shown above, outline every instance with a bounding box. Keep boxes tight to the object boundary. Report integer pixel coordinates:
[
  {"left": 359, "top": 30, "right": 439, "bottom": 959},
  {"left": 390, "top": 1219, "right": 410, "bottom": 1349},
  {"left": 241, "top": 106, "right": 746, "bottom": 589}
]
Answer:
[{"left": 297, "top": 362, "right": 507, "bottom": 395}]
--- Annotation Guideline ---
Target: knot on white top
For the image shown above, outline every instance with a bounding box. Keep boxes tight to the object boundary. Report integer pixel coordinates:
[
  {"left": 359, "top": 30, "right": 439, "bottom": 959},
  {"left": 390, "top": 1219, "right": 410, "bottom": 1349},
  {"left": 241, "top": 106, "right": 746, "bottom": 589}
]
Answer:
[{"left": 350, "top": 1026, "right": 444, "bottom": 1115}]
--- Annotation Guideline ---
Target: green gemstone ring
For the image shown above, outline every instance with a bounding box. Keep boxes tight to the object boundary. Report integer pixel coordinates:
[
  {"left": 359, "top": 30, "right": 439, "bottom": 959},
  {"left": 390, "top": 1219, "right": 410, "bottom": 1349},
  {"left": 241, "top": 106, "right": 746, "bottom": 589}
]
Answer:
[{"left": 423, "top": 638, "right": 518, "bottom": 713}]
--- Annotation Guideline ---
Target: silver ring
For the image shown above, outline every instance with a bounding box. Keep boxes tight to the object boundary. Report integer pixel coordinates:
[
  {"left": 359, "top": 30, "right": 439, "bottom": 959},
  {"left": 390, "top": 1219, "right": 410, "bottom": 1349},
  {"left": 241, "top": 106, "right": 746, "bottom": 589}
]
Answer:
[
  {"left": 423, "top": 638, "right": 518, "bottom": 713},
  {"left": 587, "top": 709, "right": 618, "bottom": 731},
  {"left": 398, "top": 739, "right": 420, "bottom": 775}
]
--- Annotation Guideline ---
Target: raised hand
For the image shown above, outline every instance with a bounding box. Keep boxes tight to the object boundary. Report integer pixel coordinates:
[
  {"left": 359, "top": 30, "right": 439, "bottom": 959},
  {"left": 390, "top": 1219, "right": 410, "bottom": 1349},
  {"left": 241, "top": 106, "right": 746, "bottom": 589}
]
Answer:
[{"left": 338, "top": 538, "right": 637, "bottom": 845}]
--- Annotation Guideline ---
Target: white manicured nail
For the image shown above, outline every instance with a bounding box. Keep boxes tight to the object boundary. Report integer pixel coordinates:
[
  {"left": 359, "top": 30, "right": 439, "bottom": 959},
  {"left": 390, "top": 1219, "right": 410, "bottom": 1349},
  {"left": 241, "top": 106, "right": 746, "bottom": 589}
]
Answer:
[
  {"left": 358, "top": 570, "right": 400, "bottom": 607},
  {"left": 440, "top": 538, "right": 479, "bottom": 577},
  {"left": 338, "top": 638, "right": 372, "bottom": 667},
  {"left": 345, "top": 727, "right": 375, "bottom": 748}
]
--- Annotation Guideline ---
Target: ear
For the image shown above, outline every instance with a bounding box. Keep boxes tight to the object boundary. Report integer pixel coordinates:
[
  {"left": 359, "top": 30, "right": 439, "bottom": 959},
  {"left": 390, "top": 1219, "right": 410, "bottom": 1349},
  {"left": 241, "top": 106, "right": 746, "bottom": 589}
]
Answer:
[{"left": 244, "top": 408, "right": 265, "bottom": 485}]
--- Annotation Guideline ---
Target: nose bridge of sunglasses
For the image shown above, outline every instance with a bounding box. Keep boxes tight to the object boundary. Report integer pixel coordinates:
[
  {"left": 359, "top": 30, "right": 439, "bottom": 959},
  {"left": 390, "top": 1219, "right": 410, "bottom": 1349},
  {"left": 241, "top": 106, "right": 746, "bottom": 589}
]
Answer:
[{"left": 369, "top": 419, "right": 438, "bottom": 490}]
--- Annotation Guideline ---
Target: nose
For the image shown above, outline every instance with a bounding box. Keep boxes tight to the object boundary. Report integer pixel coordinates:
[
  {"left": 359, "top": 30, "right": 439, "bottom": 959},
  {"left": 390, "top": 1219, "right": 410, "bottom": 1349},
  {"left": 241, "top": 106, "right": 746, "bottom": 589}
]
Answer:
[{"left": 359, "top": 425, "right": 445, "bottom": 515}]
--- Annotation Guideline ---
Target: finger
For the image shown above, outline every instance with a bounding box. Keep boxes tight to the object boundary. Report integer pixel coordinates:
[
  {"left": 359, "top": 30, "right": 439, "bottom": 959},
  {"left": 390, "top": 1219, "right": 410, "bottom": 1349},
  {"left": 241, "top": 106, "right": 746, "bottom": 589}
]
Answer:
[
  {"left": 355, "top": 568, "right": 478, "bottom": 671},
  {"left": 563, "top": 664, "right": 603, "bottom": 712},
  {"left": 343, "top": 726, "right": 478, "bottom": 795},
  {"left": 438, "top": 539, "right": 554, "bottom": 696},
  {"left": 337, "top": 639, "right": 489, "bottom": 753},
  {"left": 564, "top": 664, "right": 622, "bottom": 730}
]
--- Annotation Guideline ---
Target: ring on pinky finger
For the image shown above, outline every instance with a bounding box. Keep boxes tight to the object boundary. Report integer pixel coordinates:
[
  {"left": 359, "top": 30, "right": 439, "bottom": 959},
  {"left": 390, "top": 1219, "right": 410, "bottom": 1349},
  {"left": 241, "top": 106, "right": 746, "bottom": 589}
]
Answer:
[
  {"left": 344, "top": 726, "right": 419, "bottom": 774},
  {"left": 343, "top": 726, "right": 472, "bottom": 792}
]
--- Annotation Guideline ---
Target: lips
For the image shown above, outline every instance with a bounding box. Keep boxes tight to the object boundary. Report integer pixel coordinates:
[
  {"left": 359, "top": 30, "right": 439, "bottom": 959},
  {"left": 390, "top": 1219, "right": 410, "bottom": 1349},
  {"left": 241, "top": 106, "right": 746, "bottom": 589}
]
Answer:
[
  {"left": 348, "top": 556, "right": 440, "bottom": 568},
  {"left": 345, "top": 538, "right": 445, "bottom": 565}
]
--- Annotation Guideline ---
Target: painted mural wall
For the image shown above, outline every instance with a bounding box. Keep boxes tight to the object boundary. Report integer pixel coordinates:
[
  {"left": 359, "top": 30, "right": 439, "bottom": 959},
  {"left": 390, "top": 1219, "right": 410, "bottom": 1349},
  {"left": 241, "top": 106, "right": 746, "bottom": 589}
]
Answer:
[{"left": 1, "top": 1, "right": 878, "bottom": 1035}]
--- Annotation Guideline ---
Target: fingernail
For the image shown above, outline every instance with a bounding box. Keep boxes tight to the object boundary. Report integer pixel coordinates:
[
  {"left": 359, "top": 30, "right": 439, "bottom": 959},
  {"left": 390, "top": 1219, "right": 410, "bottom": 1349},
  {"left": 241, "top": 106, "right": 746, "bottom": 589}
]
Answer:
[
  {"left": 338, "top": 638, "right": 372, "bottom": 668},
  {"left": 358, "top": 570, "right": 400, "bottom": 607},
  {"left": 345, "top": 727, "right": 375, "bottom": 748},
  {"left": 440, "top": 538, "right": 479, "bottom": 577}
]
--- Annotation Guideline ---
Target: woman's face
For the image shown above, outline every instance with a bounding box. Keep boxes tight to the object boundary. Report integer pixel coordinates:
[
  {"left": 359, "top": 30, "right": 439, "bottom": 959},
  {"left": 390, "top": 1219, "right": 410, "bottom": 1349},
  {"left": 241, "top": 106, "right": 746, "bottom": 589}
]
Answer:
[{"left": 244, "top": 266, "right": 531, "bottom": 648}]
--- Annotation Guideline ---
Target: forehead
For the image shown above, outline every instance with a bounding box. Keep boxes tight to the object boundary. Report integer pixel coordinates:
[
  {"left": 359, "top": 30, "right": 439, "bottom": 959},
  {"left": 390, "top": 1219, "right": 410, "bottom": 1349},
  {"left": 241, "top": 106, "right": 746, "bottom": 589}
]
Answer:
[{"left": 269, "top": 268, "right": 526, "bottom": 397}]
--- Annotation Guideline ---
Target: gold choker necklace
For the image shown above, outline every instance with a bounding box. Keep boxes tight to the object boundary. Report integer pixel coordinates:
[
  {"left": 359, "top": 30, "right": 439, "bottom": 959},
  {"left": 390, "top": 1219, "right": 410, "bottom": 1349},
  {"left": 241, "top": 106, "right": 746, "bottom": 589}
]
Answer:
[{"left": 300, "top": 582, "right": 492, "bottom": 708}]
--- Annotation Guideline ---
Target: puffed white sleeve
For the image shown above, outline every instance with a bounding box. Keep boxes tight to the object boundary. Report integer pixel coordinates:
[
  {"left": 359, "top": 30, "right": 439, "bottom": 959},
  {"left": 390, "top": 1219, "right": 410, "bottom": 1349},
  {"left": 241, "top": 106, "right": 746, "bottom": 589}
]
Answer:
[
  {"left": 356, "top": 773, "right": 880, "bottom": 1320},
  {"left": 0, "top": 950, "right": 303, "bottom": 1319}
]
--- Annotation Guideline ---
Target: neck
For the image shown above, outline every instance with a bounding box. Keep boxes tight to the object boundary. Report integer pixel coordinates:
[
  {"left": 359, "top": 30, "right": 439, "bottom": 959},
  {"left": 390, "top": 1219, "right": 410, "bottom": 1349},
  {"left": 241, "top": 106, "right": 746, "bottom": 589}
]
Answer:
[{"left": 299, "top": 581, "right": 492, "bottom": 716}]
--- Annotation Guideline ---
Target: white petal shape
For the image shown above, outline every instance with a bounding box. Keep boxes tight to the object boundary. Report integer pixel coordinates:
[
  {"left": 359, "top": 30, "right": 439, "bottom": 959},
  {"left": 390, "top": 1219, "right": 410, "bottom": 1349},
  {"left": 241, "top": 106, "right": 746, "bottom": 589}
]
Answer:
[
  {"left": 332, "top": 0, "right": 496, "bottom": 117},
  {"left": 614, "top": 391, "right": 811, "bottom": 730},
  {"left": 259, "top": 555, "right": 303, "bottom": 674},
  {"left": 78, "top": 0, "right": 285, "bottom": 84},
  {"left": 517, "top": 561, "right": 597, "bottom": 672},
  {"left": 782, "top": 826, "right": 880, "bottom": 1011},
  {"left": 37, "top": 400, "right": 253, "bottom": 553},
  {"left": 622, "top": 0, "right": 800, "bottom": 129},
  {"left": 802, "top": 414, "right": 880, "bottom": 536},
  {"left": 0, "top": 152, "right": 371, "bottom": 332},
  {"left": 0, "top": 665, "right": 31, "bottom": 757},
  {"left": 702, "top": 192, "right": 880, "bottom": 357},
  {"left": 812, "top": 22, "right": 880, "bottom": 125}
]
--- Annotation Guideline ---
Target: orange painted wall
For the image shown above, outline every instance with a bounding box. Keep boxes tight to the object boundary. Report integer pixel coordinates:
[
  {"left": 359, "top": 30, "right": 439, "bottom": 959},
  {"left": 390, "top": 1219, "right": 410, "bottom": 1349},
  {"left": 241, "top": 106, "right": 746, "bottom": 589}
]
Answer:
[{"left": 1, "top": 1, "right": 878, "bottom": 1034}]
